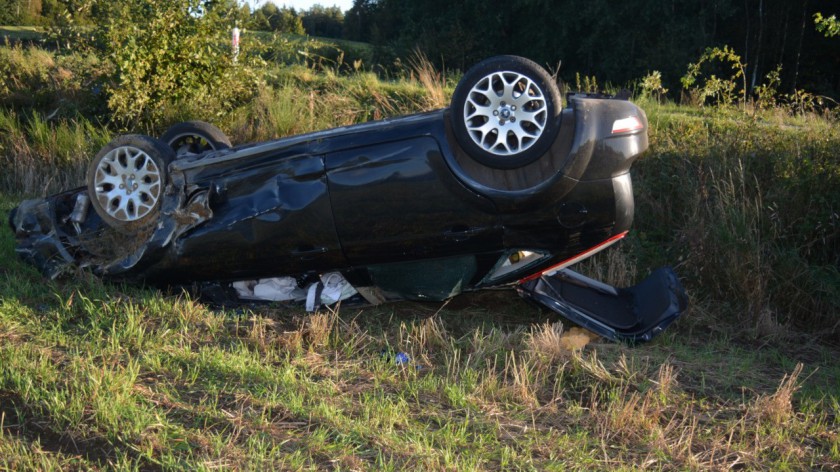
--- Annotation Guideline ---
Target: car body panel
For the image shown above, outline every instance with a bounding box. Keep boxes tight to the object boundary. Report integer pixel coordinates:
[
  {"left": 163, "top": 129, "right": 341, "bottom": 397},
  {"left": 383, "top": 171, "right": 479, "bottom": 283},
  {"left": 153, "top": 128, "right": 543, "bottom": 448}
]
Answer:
[{"left": 327, "top": 136, "right": 501, "bottom": 264}]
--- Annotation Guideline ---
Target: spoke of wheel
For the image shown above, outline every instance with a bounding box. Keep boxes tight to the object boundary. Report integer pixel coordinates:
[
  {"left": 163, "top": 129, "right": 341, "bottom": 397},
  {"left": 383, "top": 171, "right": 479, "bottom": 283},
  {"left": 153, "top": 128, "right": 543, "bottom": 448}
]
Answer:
[
  {"left": 516, "top": 110, "right": 546, "bottom": 131},
  {"left": 468, "top": 121, "right": 495, "bottom": 145},
  {"left": 97, "top": 171, "right": 122, "bottom": 188},
  {"left": 502, "top": 76, "right": 515, "bottom": 100},
  {"left": 492, "top": 134, "right": 513, "bottom": 154},
  {"left": 465, "top": 98, "right": 493, "bottom": 120}
]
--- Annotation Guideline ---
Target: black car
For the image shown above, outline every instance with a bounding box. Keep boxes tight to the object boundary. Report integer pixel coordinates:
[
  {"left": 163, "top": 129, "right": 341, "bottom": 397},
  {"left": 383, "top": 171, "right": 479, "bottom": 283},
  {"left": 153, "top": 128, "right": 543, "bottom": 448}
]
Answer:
[{"left": 9, "top": 56, "right": 686, "bottom": 342}]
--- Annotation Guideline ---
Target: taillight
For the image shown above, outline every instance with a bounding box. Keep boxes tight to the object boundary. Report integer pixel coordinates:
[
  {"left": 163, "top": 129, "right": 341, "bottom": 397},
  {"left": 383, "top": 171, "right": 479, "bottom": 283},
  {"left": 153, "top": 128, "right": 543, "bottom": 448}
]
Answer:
[{"left": 611, "top": 116, "right": 643, "bottom": 134}]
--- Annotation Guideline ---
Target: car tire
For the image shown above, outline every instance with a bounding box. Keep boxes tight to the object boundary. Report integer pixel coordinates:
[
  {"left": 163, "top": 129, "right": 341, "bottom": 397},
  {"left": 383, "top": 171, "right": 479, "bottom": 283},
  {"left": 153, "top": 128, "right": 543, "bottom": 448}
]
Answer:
[
  {"left": 160, "top": 121, "right": 231, "bottom": 158},
  {"left": 450, "top": 56, "right": 562, "bottom": 169},
  {"left": 87, "top": 135, "right": 175, "bottom": 234},
  {"left": 7, "top": 206, "right": 17, "bottom": 233}
]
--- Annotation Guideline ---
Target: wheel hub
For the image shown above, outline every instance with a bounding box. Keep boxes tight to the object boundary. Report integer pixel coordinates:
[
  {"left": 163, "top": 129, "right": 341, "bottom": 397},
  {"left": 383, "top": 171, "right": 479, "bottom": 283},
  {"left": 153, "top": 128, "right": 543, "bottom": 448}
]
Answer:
[
  {"left": 498, "top": 105, "right": 514, "bottom": 122},
  {"left": 122, "top": 174, "right": 138, "bottom": 195}
]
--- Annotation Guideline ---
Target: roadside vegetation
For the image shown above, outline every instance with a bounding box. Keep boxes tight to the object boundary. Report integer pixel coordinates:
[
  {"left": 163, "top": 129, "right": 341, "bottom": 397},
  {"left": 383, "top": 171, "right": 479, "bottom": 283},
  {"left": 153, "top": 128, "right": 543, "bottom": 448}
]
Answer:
[{"left": 1, "top": 2, "right": 839, "bottom": 469}]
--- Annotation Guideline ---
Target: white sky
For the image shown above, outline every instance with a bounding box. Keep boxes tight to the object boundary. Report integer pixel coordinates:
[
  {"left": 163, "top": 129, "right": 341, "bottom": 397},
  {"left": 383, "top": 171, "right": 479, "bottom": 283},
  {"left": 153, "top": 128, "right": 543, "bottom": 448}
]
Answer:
[{"left": 247, "top": 0, "right": 355, "bottom": 13}]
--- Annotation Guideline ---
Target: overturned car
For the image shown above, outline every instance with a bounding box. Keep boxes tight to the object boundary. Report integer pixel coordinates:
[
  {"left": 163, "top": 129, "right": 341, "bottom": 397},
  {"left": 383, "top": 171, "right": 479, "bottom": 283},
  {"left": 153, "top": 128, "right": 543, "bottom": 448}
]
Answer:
[{"left": 9, "top": 56, "right": 686, "bottom": 342}]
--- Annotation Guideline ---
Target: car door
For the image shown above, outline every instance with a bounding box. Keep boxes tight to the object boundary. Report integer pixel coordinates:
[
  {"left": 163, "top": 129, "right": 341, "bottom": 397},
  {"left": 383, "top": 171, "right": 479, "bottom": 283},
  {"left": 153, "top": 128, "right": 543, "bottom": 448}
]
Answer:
[
  {"left": 164, "top": 149, "right": 346, "bottom": 282},
  {"left": 326, "top": 137, "right": 501, "bottom": 265}
]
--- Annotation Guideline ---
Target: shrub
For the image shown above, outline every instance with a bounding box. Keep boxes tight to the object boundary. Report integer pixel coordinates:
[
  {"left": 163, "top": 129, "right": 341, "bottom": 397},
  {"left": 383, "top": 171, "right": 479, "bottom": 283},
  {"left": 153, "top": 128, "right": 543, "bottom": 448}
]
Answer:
[
  {"left": 52, "top": 0, "right": 260, "bottom": 129},
  {"left": 639, "top": 71, "right": 668, "bottom": 102},
  {"left": 680, "top": 46, "right": 746, "bottom": 108}
]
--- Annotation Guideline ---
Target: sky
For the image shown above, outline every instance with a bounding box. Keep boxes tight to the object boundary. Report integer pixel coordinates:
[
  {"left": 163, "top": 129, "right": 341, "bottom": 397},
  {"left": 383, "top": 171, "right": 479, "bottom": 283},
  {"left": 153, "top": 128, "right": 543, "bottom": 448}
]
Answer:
[{"left": 247, "top": 0, "right": 355, "bottom": 13}]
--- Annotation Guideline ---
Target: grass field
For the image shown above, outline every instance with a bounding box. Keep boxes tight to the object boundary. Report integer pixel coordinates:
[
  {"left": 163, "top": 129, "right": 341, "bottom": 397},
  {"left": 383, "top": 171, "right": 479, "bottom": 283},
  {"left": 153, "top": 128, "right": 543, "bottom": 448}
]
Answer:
[
  {"left": 0, "top": 26, "right": 43, "bottom": 41},
  {"left": 1, "top": 40, "right": 839, "bottom": 469}
]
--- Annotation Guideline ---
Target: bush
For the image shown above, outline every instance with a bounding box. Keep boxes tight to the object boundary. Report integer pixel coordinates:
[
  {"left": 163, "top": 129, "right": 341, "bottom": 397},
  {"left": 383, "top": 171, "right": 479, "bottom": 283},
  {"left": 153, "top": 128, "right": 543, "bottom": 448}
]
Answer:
[
  {"left": 52, "top": 0, "right": 260, "bottom": 129},
  {"left": 680, "top": 46, "right": 746, "bottom": 107}
]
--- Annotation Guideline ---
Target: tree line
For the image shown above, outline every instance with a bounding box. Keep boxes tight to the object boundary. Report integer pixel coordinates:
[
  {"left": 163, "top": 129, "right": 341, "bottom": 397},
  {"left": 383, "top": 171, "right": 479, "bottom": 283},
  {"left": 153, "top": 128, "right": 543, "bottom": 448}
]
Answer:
[
  {"left": 343, "top": 0, "right": 839, "bottom": 100},
  {"left": 0, "top": 0, "right": 344, "bottom": 38},
  {"left": 2, "top": 0, "right": 838, "bottom": 99}
]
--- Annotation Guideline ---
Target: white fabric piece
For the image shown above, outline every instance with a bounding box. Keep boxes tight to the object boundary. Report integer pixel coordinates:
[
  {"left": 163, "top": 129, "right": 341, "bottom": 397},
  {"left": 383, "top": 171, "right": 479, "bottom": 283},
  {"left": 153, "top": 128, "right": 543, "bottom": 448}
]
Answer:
[
  {"left": 244, "top": 277, "right": 306, "bottom": 301},
  {"left": 232, "top": 280, "right": 257, "bottom": 298},
  {"left": 319, "top": 272, "right": 358, "bottom": 305},
  {"left": 233, "top": 273, "right": 357, "bottom": 308},
  {"left": 234, "top": 278, "right": 302, "bottom": 301}
]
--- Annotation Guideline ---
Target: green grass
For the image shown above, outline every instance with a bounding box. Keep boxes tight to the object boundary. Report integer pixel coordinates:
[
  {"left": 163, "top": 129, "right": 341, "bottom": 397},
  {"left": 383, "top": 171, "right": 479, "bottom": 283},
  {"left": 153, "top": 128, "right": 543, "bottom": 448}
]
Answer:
[
  {"left": 1, "top": 45, "right": 839, "bottom": 469},
  {"left": 0, "top": 26, "right": 44, "bottom": 41}
]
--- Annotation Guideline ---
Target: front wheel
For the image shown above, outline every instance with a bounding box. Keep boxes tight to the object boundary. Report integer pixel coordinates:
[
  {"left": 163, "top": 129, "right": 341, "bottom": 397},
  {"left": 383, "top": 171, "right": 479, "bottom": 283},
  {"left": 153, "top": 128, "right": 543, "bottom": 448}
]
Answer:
[
  {"left": 450, "top": 56, "right": 562, "bottom": 169},
  {"left": 87, "top": 135, "right": 175, "bottom": 234}
]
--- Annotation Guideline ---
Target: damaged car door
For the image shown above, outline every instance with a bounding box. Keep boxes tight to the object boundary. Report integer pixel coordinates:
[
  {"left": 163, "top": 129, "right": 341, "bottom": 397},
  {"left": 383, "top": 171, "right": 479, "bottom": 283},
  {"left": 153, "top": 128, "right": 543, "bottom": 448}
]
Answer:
[{"left": 143, "top": 146, "right": 345, "bottom": 283}]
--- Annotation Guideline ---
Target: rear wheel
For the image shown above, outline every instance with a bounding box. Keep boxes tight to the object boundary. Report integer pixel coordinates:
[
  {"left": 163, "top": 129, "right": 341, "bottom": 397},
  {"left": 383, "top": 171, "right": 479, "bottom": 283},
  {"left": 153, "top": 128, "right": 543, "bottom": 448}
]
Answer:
[
  {"left": 161, "top": 121, "right": 231, "bottom": 158},
  {"left": 451, "top": 56, "right": 561, "bottom": 169},
  {"left": 87, "top": 135, "right": 175, "bottom": 234}
]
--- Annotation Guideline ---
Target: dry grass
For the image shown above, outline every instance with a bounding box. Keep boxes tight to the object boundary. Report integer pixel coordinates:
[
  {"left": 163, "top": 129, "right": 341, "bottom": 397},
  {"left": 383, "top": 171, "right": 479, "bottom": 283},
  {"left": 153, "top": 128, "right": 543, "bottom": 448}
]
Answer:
[
  {"left": 525, "top": 321, "right": 567, "bottom": 362},
  {"left": 408, "top": 49, "right": 448, "bottom": 110},
  {"left": 750, "top": 362, "right": 803, "bottom": 425},
  {"left": 0, "top": 262, "right": 837, "bottom": 470}
]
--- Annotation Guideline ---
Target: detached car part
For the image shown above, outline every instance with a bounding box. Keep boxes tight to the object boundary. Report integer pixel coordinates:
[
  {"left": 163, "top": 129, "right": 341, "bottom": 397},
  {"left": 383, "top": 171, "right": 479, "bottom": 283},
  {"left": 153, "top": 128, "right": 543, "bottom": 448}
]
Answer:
[{"left": 9, "top": 56, "right": 687, "bottom": 342}]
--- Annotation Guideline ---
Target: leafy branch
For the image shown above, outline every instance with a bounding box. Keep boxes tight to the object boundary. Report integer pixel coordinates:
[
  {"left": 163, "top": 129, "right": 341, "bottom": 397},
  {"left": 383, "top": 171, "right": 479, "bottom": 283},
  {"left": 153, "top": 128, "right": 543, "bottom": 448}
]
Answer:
[
  {"left": 680, "top": 46, "right": 747, "bottom": 108},
  {"left": 814, "top": 13, "right": 839, "bottom": 38}
]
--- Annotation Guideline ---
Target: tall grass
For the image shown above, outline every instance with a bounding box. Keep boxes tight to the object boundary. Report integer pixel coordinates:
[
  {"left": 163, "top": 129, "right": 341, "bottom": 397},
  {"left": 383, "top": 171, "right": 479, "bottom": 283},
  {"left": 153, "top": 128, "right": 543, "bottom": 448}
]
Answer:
[
  {"left": 0, "top": 43, "right": 106, "bottom": 117},
  {"left": 634, "top": 100, "right": 840, "bottom": 335},
  {"left": 0, "top": 109, "right": 110, "bottom": 195}
]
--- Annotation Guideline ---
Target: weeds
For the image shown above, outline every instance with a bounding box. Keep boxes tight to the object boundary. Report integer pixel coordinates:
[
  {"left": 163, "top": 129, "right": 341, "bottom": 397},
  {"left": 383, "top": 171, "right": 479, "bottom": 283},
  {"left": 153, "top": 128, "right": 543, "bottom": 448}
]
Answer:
[
  {"left": 681, "top": 45, "right": 746, "bottom": 108},
  {"left": 407, "top": 50, "right": 448, "bottom": 110},
  {"left": 639, "top": 70, "right": 669, "bottom": 103},
  {"left": 0, "top": 109, "right": 110, "bottom": 195},
  {"left": 635, "top": 100, "right": 840, "bottom": 334}
]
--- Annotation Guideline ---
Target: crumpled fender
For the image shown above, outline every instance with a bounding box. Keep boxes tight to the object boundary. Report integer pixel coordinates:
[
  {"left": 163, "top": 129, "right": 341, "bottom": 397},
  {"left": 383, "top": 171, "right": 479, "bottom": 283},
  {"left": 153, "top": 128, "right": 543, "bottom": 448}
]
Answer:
[
  {"left": 9, "top": 167, "right": 214, "bottom": 280},
  {"left": 11, "top": 198, "right": 77, "bottom": 279}
]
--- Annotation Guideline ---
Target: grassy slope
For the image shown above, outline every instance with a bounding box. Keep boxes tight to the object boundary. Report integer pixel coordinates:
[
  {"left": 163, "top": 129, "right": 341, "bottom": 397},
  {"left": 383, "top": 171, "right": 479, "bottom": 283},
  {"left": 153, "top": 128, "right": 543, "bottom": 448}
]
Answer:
[{"left": 0, "top": 26, "right": 43, "bottom": 41}]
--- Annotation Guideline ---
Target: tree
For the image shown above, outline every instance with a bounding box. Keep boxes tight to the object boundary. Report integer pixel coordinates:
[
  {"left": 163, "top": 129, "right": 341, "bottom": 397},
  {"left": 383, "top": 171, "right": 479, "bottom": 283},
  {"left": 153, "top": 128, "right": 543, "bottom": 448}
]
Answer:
[
  {"left": 0, "top": 0, "right": 43, "bottom": 25},
  {"left": 250, "top": 8, "right": 270, "bottom": 30},
  {"left": 300, "top": 4, "right": 343, "bottom": 38},
  {"left": 258, "top": 2, "right": 279, "bottom": 29},
  {"left": 253, "top": 2, "right": 302, "bottom": 34},
  {"left": 343, "top": 0, "right": 376, "bottom": 42},
  {"left": 277, "top": 7, "right": 304, "bottom": 35}
]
